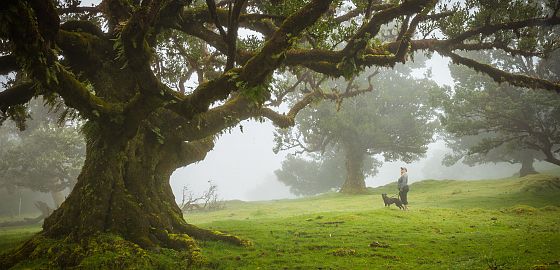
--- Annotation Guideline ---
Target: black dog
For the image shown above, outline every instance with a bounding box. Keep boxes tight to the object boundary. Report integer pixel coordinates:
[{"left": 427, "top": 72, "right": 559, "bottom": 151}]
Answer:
[{"left": 382, "top": 193, "right": 404, "bottom": 210}]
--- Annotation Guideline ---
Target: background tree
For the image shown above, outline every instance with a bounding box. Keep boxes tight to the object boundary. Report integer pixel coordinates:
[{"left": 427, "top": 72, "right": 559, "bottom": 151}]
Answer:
[
  {"left": 442, "top": 134, "right": 544, "bottom": 177},
  {"left": 438, "top": 50, "right": 560, "bottom": 175},
  {"left": 0, "top": 99, "right": 85, "bottom": 207},
  {"left": 275, "top": 147, "right": 380, "bottom": 196},
  {"left": 1, "top": 0, "right": 560, "bottom": 267},
  {"left": 275, "top": 65, "right": 439, "bottom": 194}
]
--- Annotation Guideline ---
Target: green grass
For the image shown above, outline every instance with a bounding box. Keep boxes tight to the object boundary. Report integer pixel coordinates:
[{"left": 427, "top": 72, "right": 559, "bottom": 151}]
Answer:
[
  {"left": 0, "top": 224, "right": 41, "bottom": 252},
  {"left": 1, "top": 174, "right": 560, "bottom": 269}
]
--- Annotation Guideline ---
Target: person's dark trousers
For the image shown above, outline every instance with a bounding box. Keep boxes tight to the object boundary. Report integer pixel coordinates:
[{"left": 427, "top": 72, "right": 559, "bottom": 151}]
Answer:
[{"left": 399, "top": 186, "right": 409, "bottom": 205}]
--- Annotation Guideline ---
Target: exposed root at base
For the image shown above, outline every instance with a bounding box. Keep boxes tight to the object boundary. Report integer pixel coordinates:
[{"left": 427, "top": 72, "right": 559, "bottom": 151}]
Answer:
[
  {"left": 184, "top": 224, "right": 252, "bottom": 247},
  {"left": 0, "top": 222, "right": 252, "bottom": 269},
  {"left": 0, "top": 232, "right": 208, "bottom": 269}
]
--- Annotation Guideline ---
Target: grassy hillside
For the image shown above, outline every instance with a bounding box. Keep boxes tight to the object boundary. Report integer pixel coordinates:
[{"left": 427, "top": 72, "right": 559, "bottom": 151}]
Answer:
[{"left": 1, "top": 174, "right": 559, "bottom": 269}]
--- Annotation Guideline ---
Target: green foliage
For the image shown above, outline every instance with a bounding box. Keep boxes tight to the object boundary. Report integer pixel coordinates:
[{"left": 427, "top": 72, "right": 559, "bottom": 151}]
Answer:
[
  {"left": 240, "top": 83, "right": 270, "bottom": 106},
  {"left": 438, "top": 0, "right": 547, "bottom": 52}
]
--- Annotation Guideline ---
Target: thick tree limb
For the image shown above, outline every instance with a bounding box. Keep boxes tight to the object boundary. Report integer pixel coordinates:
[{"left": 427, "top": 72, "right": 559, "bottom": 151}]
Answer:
[
  {"left": 453, "top": 42, "right": 546, "bottom": 57},
  {"left": 205, "top": 0, "right": 229, "bottom": 40},
  {"left": 145, "top": 1, "right": 560, "bottom": 97},
  {"left": 224, "top": 0, "right": 246, "bottom": 71},
  {"left": 447, "top": 16, "right": 560, "bottom": 45},
  {"left": 58, "top": 5, "right": 101, "bottom": 14},
  {"left": 175, "top": 137, "right": 216, "bottom": 168},
  {"left": 342, "top": 0, "right": 431, "bottom": 57},
  {"left": 0, "top": 82, "right": 35, "bottom": 113},
  {"left": 258, "top": 88, "right": 373, "bottom": 129},
  {"left": 334, "top": 3, "right": 395, "bottom": 23},
  {"left": 169, "top": 0, "right": 334, "bottom": 120},
  {"left": 2, "top": 1, "right": 117, "bottom": 120},
  {"left": 176, "top": 83, "right": 372, "bottom": 142},
  {"left": 54, "top": 64, "right": 122, "bottom": 118},
  {"left": 0, "top": 55, "right": 18, "bottom": 75},
  {"left": 443, "top": 51, "right": 560, "bottom": 93}
]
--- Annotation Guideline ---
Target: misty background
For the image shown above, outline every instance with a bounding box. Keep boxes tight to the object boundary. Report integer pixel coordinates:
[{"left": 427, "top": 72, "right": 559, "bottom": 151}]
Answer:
[{"left": 169, "top": 54, "right": 556, "bottom": 202}]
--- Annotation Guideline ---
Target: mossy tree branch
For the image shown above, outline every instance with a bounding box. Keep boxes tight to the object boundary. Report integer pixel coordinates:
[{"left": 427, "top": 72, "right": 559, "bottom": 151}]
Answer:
[
  {"left": 0, "top": 55, "right": 17, "bottom": 75},
  {"left": 447, "top": 16, "right": 560, "bottom": 45},
  {"left": 1, "top": 1, "right": 119, "bottom": 120},
  {"left": 167, "top": 0, "right": 334, "bottom": 121},
  {"left": 341, "top": 0, "right": 432, "bottom": 58},
  {"left": 444, "top": 50, "right": 560, "bottom": 93},
  {"left": 0, "top": 82, "right": 35, "bottom": 113},
  {"left": 258, "top": 88, "right": 373, "bottom": 129}
]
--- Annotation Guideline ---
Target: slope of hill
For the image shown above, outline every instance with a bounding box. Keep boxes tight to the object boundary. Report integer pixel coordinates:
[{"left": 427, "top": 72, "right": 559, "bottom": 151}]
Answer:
[{"left": 1, "top": 174, "right": 559, "bottom": 269}]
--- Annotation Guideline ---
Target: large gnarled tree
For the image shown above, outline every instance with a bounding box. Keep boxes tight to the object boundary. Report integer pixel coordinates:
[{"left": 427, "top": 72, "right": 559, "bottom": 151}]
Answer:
[{"left": 1, "top": 0, "right": 560, "bottom": 267}]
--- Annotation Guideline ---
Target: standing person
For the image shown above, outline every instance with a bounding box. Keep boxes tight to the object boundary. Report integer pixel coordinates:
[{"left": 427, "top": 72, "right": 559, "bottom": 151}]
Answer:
[{"left": 398, "top": 167, "right": 409, "bottom": 210}]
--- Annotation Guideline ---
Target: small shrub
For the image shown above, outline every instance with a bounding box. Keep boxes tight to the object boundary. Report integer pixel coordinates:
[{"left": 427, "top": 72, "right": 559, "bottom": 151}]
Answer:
[{"left": 180, "top": 181, "right": 225, "bottom": 213}]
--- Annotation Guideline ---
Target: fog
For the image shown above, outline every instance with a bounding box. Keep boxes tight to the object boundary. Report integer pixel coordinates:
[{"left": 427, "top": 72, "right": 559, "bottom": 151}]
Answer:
[
  {"left": 182, "top": 54, "right": 451, "bottom": 202},
  {"left": 170, "top": 121, "right": 557, "bottom": 203},
  {"left": 170, "top": 53, "right": 554, "bottom": 202}
]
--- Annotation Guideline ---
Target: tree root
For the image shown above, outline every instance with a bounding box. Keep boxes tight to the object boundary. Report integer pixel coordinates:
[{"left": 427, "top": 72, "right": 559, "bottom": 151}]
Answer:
[
  {"left": 183, "top": 223, "right": 252, "bottom": 247},
  {"left": 1, "top": 202, "right": 251, "bottom": 269},
  {"left": 1, "top": 223, "right": 251, "bottom": 269},
  {"left": 0, "top": 232, "right": 208, "bottom": 269}
]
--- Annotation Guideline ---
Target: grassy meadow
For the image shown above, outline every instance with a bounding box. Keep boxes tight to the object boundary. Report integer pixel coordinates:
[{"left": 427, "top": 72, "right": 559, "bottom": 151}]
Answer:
[{"left": 1, "top": 173, "right": 559, "bottom": 269}]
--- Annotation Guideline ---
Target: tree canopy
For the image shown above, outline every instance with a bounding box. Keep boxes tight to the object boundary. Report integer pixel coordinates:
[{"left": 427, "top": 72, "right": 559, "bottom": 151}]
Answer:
[{"left": 1, "top": 0, "right": 560, "bottom": 268}]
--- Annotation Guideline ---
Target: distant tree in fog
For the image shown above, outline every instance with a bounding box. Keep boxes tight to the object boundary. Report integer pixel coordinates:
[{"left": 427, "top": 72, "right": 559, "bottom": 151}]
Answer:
[
  {"left": 275, "top": 148, "right": 379, "bottom": 196},
  {"left": 442, "top": 134, "right": 544, "bottom": 177},
  {"left": 438, "top": 51, "right": 560, "bottom": 175},
  {"left": 0, "top": 100, "right": 85, "bottom": 207},
  {"left": 275, "top": 66, "right": 439, "bottom": 194}
]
